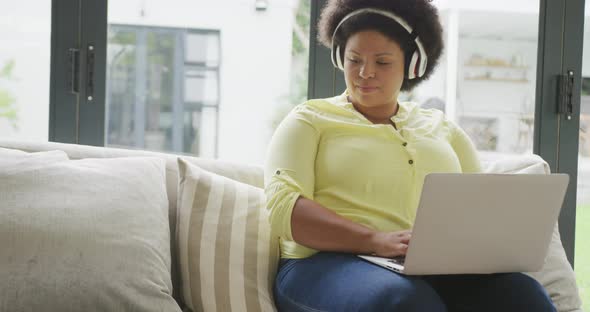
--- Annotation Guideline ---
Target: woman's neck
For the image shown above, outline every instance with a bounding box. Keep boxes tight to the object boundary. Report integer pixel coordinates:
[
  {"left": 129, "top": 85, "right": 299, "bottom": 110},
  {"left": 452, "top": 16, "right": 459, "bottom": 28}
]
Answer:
[{"left": 349, "top": 98, "right": 399, "bottom": 125}]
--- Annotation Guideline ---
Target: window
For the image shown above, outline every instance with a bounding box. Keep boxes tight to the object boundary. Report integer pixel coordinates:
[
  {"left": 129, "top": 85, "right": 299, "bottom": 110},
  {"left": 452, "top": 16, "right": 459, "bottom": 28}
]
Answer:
[{"left": 106, "top": 26, "right": 221, "bottom": 157}]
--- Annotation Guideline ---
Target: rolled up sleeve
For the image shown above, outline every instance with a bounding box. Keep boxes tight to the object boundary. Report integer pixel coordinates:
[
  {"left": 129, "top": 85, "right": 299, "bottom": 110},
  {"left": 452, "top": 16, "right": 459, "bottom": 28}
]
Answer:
[
  {"left": 449, "top": 120, "right": 482, "bottom": 173},
  {"left": 264, "top": 108, "right": 319, "bottom": 240}
]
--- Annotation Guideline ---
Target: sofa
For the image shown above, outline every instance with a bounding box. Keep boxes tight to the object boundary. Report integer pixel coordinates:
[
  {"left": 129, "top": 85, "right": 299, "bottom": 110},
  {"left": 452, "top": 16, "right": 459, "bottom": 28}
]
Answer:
[{"left": 0, "top": 139, "right": 583, "bottom": 312}]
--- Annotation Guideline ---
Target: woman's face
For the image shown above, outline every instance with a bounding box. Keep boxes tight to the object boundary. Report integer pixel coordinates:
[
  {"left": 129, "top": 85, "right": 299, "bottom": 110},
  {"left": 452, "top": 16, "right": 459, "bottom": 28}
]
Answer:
[{"left": 343, "top": 30, "right": 405, "bottom": 110}]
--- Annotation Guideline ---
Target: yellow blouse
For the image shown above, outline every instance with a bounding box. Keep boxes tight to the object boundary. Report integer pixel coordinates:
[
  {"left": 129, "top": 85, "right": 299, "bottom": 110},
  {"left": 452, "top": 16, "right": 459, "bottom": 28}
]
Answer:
[{"left": 264, "top": 93, "right": 481, "bottom": 259}]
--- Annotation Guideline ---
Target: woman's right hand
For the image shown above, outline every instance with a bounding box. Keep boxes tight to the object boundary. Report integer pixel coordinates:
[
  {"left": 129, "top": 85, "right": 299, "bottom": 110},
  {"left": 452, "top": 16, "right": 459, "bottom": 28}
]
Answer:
[{"left": 369, "top": 230, "right": 412, "bottom": 258}]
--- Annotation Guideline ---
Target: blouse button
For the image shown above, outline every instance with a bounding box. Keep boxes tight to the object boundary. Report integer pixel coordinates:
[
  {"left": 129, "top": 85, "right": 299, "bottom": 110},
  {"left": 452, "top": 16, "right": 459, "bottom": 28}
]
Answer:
[
  {"left": 408, "top": 160, "right": 414, "bottom": 165},
  {"left": 275, "top": 170, "right": 281, "bottom": 175},
  {"left": 402, "top": 142, "right": 408, "bottom": 147}
]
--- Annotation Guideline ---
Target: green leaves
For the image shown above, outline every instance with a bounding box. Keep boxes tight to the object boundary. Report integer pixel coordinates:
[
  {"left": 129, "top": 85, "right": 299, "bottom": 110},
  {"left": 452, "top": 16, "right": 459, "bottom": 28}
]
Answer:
[
  {"left": 0, "top": 59, "right": 18, "bottom": 129},
  {"left": 0, "top": 59, "right": 15, "bottom": 78}
]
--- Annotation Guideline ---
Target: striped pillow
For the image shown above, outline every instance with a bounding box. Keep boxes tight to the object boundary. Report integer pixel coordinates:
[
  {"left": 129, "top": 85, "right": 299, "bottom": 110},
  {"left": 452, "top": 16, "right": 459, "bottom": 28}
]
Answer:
[{"left": 177, "top": 158, "right": 279, "bottom": 312}]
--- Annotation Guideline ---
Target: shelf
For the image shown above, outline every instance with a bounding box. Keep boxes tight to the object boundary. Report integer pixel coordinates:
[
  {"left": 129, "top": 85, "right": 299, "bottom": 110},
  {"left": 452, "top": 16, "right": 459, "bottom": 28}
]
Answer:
[
  {"left": 464, "top": 63, "right": 529, "bottom": 69},
  {"left": 464, "top": 77, "right": 529, "bottom": 83}
]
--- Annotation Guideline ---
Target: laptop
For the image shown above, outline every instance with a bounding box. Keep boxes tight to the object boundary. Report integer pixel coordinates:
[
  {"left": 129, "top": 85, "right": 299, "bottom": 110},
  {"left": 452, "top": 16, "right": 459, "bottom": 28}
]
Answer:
[{"left": 358, "top": 173, "right": 569, "bottom": 275}]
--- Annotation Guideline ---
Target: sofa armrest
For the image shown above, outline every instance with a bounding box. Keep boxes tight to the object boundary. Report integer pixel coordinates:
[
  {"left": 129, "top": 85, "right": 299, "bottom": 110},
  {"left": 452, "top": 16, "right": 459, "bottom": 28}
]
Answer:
[{"left": 484, "top": 154, "right": 582, "bottom": 312}]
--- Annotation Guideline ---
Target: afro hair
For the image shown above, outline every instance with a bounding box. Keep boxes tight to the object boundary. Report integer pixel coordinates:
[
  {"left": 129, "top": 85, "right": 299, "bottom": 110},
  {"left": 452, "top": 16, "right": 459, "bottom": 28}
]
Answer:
[{"left": 317, "top": 0, "right": 444, "bottom": 92}]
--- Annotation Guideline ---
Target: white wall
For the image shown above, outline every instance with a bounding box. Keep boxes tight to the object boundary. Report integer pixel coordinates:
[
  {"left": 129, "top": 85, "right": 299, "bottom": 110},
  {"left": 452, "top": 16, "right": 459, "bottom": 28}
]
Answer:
[
  {"left": 0, "top": 2, "right": 51, "bottom": 141},
  {"left": 457, "top": 36, "right": 537, "bottom": 153},
  {"left": 436, "top": 0, "right": 539, "bottom": 14},
  {"left": 583, "top": 21, "right": 590, "bottom": 77}
]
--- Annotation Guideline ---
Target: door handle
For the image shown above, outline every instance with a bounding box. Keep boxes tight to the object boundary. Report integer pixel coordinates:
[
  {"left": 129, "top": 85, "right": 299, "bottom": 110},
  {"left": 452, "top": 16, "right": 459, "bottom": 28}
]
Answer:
[
  {"left": 67, "top": 48, "right": 80, "bottom": 94},
  {"left": 86, "top": 44, "right": 95, "bottom": 101},
  {"left": 557, "top": 70, "right": 574, "bottom": 120}
]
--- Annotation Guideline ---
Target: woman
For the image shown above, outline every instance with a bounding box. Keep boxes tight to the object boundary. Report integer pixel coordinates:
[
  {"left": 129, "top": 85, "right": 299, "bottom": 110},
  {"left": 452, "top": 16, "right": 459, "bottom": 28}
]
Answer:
[{"left": 264, "top": 0, "right": 556, "bottom": 311}]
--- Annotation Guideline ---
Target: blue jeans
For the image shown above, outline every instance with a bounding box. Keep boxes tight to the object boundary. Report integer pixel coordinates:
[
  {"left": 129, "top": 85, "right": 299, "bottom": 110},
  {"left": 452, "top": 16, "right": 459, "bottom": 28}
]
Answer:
[{"left": 274, "top": 252, "right": 556, "bottom": 312}]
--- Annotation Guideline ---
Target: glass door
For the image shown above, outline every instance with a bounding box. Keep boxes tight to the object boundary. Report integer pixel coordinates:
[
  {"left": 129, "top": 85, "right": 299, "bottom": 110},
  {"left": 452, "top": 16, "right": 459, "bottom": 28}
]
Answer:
[
  {"left": 408, "top": 1, "right": 541, "bottom": 161},
  {"left": 576, "top": 3, "right": 590, "bottom": 308}
]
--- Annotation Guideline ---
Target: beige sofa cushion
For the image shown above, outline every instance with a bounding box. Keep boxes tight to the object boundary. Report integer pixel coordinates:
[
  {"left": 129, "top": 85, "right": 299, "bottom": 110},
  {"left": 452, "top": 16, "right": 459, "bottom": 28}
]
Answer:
[
  {"left": 0, "top": 155, "right": 181, "bottom": 311},
  {"left": 0, "top": 139, "right": 264, "bottom": 308},
  {"left": 0, "top": 148, "right": 68, "bottom": 165},
  {"left": 483, "top": 154, "right": 582, "bottom": 312},
  {"left": 176, "top": 158, "right": 278, "bottom": 312}
]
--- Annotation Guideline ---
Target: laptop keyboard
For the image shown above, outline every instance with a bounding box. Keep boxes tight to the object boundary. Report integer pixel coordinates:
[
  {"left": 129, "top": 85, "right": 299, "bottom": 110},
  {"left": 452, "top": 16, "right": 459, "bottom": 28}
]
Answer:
[{"left": 387, "top": 256, "right": 406, "bottom": 266}]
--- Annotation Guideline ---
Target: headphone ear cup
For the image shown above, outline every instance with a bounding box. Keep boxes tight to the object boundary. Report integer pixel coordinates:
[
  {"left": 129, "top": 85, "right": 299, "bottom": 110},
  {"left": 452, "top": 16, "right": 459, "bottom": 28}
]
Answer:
[
  {"left": 331, "top": 44, "right": 339, "bottom": 69},
  {"left": 331, "top": 45, "right": 345, "bottom": 70},
  {"left": 337, "top": 45, "right": 345, "bottom": 70},
  {"left": 408, "top": 50, "right": 420, "bottom": 80}
]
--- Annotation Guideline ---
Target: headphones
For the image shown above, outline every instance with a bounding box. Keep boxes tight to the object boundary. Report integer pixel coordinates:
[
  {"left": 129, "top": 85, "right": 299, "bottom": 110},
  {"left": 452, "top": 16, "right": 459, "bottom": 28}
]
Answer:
[{"left": 330, "top": 8, "right": 428, "bottom": 80}]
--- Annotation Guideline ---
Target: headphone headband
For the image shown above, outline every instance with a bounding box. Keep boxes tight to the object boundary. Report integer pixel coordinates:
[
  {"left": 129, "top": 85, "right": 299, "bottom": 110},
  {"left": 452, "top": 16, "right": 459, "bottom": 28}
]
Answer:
[{"left": 330, "top": 8, "right": 428, "bottom": 80}]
